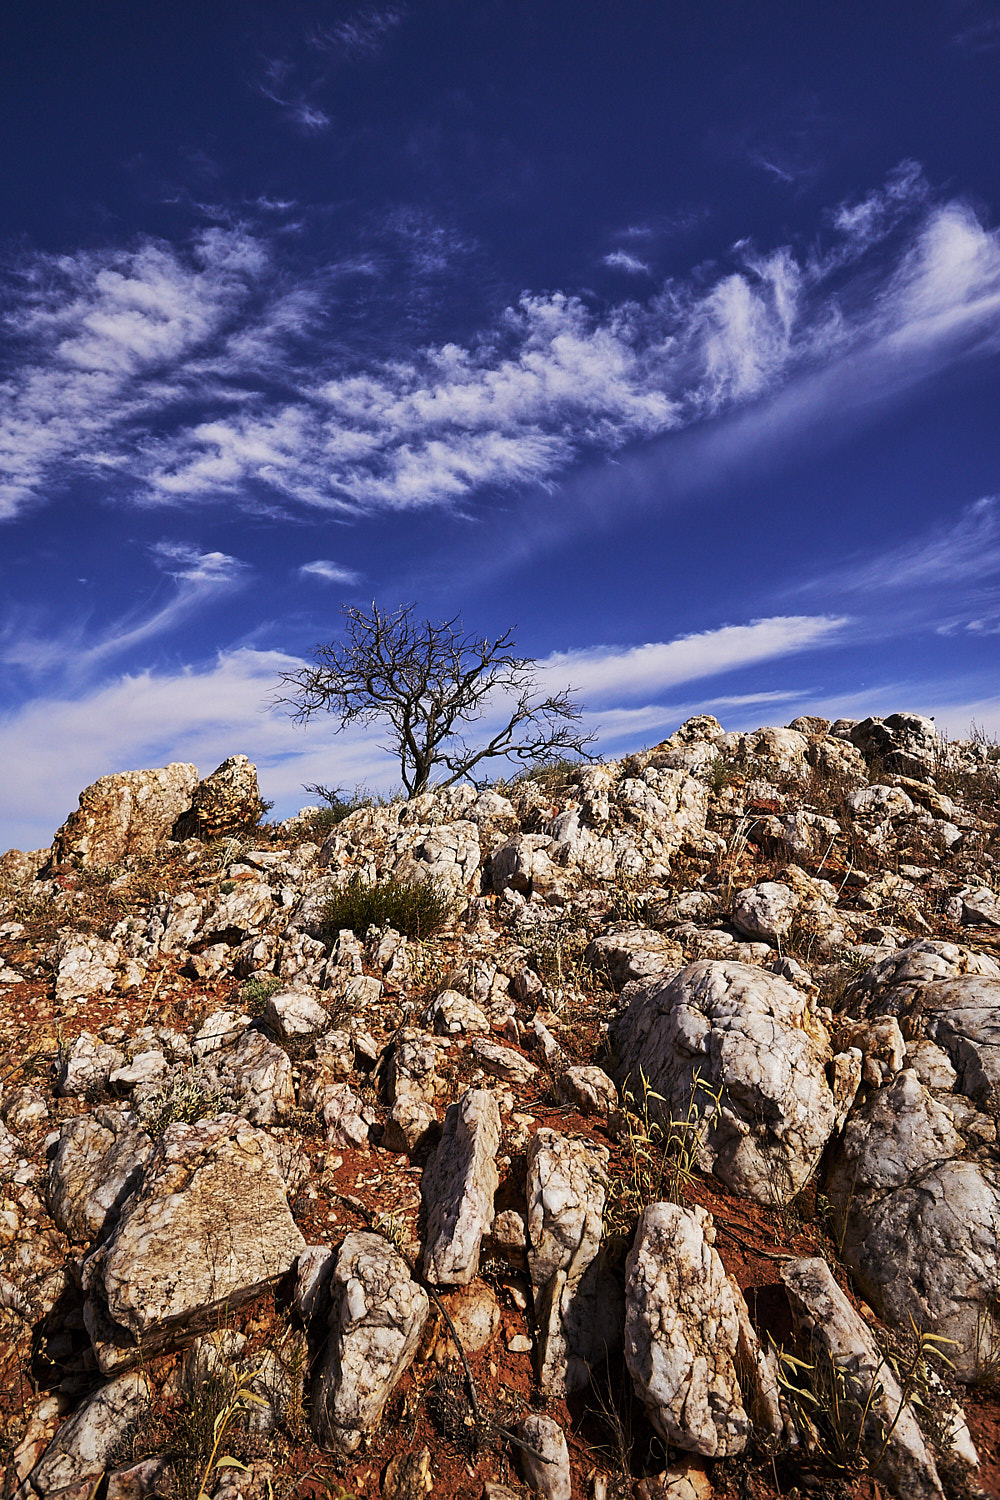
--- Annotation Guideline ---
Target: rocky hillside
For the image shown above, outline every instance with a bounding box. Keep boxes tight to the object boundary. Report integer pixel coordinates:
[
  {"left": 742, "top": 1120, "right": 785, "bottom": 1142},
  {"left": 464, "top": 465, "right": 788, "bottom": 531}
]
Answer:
[{"left": 0, "top": 713, "right": 999, "bottom": 1500}]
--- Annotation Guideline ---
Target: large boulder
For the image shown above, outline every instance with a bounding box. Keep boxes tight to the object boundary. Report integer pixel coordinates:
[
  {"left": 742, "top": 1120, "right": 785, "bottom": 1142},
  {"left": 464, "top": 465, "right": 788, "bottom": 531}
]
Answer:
[
  {"left": 849, "top": 712, "right": 941, "bottom": 779},
  {"left": 526, "top": 1129, "right": 615, "bottom": 1394},
  {"left": 49, "top": 763, "right": 198, "bottom": 870},
  {"left": 311, "top": 1230, "right": 429, "bottom": 1452},
  {"left": 172, "top": 754, "right": 264, "bottom": 842},
  {"left": 81, "top": 1115, "right": 306, "bottom": 1372},
  {"left": 625, "top": 1203, "right": 749, "bottom": 1457},
  {"left": 610, "top": 961, "right": 839, "bottom": 1206},
  {"left": 825, "top": 1069, "right": 1000, "bottom": 1381}
]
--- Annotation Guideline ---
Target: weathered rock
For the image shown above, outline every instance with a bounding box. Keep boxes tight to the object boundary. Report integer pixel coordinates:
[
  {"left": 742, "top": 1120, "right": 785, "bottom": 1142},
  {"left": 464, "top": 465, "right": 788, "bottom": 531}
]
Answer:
[
  {"left": 781, "top": 1257, "right": 944, "bottom": 1499},
  {"left": 320, "top": 1082, "right": 377, "bottom": 1148},
  {"left": 383, "top": 1448, "right": 433, "bottom": 1500},
  {"left": 486, "top": 1208, "right": 528, "bottom": 1268},
  {"left": 832, "top": 1016, "right": 906, "bottom": 1088},
  {"left": 215, "top": 1029, "right": 295, "bottom": 1125},
  {"left": 849, "top": 712, "right": 941, "bottom": 779},
  {"left": 825, "top": 1070, "right": 1000, "bottom": 1380},
  {"left": 192, "top": 1008, "right": 243, "bottom": 1062},
  {"left": 423, "top": 989, "right": 490, "bottom": 1036},
  {"left": 585, "top": 926, "right": 683, "bottom": 989},
  {"left": 82, "top": 1115, "right": 306, "bottom": 1372},
  {"left": 848, "top": 938, "right": 1000, "bottom": 1019},
  {"left": 516, "top": 1413, "right": 572, "bottom": 1500},
  {"left": 611, "top": 961, "right": 836, "bottom": 1206},
  {"left": 526, "top": 1129, "right": 614, "bottom": 1393},
  {"left": 264, "top": 986, "right": 330, "bottom": 1039},
  {"left": 806, "top": 733, "right": 868, "bottom": 782},
  {"left": 48, "top": 1110, "right": 152, "bottom": 1245},
  {"left": 390, "top": 819, "right": 481, "bottom": 893},
  {"left": 731, "top": 881, "right": 799, "bottom": 944},
  {"left": 49, "top": 763, "right": 198, "bottom": 871},
  {"left": 311, "top": 1230, "right": 429, "bottom": 1453},
  {"left": 26, "top": 1373, "right": 151, "bottom": 1498},
  {"left": 0, "top": 847, "right": 47, "bottom": 884},
  {"left": 625, "top": 1203, "right": 749, "bottom": 1456},
  {"left": 420, "top": 1089, "right": 500, "bottom": 1287},
  {"left": 53, "top": 934, "right": 121, "bottom": 1005},
  {"left": 56, "top": 1032, "right": 125, "bottom": 1097},
  {"left": 471, "top": 1038, "right": 538, "bottom": 1085},
  {"left": 553, "top": 1065, "right": 618, "bottom": 1115},
  {"left": 948, "top": 885, "right": 1000, "bottom": 928},
  {"left": 433, "top": 1281, "right": 501, "bottom": 1359},
  {"left": 172, "top": 754, "right": 264, "bottom": 842}
]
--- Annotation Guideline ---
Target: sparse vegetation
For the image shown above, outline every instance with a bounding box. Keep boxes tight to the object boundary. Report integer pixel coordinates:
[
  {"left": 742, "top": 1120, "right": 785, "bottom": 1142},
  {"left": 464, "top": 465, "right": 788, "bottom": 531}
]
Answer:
[
  {"left": 167, "top": 1364, "right": 268, "bottom": 1500},
  {"left": 238, "top": 973, "right": 283, "bottom": 1014},
  {"left": 136, "top": 1067, "right": 247, "bottom": 1139},
  {"left": 321, "top": 872, "right": 452, "bottom": 940}
]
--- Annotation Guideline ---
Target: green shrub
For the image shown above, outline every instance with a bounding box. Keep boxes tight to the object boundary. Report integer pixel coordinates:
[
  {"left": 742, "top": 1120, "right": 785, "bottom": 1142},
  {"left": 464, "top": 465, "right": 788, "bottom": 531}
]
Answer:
[
  {"left": 322, "top": 873, "right": 451, "bottom": 940},
  {"left": 238, "top": 973, "right": 283, "bottom": 1014}
]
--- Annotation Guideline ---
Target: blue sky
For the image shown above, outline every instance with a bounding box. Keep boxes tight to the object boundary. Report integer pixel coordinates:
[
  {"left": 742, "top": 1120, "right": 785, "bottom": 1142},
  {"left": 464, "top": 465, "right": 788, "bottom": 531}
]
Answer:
[{"left": 2, "top": 0, "right": 1000, "bottom": 850}]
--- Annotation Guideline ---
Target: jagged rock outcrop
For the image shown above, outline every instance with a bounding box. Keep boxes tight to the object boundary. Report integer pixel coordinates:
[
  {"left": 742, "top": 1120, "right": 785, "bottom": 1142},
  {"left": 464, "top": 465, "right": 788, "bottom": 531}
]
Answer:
[
  {"left": 172, "top": 753, "right": 264, "bottom": 842},
  {"left": 81, "top": 1115, "right": 306, "bottom": 1372},
  {"left": 3, "top": 709, "right": 999, "bottom": 1499},
  {"left": 48, "top": 762, "right": 199, "bottom": 870}
]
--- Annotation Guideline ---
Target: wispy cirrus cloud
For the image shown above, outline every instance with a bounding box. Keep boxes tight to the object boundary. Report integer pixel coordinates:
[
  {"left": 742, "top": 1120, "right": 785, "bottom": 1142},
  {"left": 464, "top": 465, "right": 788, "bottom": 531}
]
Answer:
[
  {"left": 310, "top": 5, "right": 407, "bottom": 59},
  {"left": 2, "top": 166, "right": 999, "bottom": 523},
  {"left": 298, "top": 559, "right": 362, "bottom": 584},
  {"left": 540, "top": 614, "right": 848, "bottom": 702},
  {"left": 0, "top": 542, "right": 250, "bottom": 679},
  {"left": 603, "top": 251, "right": 650, "bottom": 275},
  {"left": 804, "top": 495, "right": 1000, "bottom": 596}
]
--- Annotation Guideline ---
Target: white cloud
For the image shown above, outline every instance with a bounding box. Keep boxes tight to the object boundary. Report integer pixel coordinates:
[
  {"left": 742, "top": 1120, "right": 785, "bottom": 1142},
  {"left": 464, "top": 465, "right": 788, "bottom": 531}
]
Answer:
[
  {"left": 830, "top": 160, "right": 928, "bottom": 249},
  {"left": 0, "top": 543, "right": 250, "bottom": 678},
  {"left": 2, "top": 168, "right": 999, "bottom": 521},
  {"left": 603, "top": 251, "right": 650, "bottom": 275},
  {"left": 540, "top": 615, "right": 848, "bottom": 701},
  {"left": 805, "top": 495, "right": 1000, "bottom": 595},
  {"left": 310, "top": 6, "right": 406, "bottom": 58},
  {"left": 298, "top": 559, "right": 362, "bottom": 584}
]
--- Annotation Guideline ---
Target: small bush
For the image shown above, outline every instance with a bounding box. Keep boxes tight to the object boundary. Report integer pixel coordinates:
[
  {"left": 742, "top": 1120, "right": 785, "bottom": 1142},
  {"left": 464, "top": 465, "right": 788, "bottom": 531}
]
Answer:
[
  {"left": 238, "top": 973, "right": 283, "bottom": 1015},
  {"left": 136, "top": 1067, "right": 246, "bottom": 1139},
  {"left": 322, "top": 873, "right": 451, "bottom": 940}
]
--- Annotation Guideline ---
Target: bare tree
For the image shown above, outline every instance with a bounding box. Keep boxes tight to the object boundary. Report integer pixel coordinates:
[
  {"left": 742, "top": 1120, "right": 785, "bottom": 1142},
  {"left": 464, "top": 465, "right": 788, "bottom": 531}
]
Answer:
[{"left": 274, "top": 602, "right": 594, "bottom": 797}]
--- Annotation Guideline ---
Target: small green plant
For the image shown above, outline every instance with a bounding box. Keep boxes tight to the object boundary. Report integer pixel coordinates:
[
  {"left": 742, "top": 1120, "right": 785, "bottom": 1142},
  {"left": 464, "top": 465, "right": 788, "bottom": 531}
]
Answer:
[
  {"left": 706, "top": 750, "right": 742, "bottom": 795},
  {"left": 322, "top": 873, "right": 451, "bottom": 940},
  {"left": 238, "top": 973, "right": 283, "bottom": 1015},
  {"left": 607, "top": 1069, "right": 724, "bottom": 1248},
  {"left": 168, "top": 1364, "right": 268, "bottom": 1500},
  {"left": 136, "top": 1067, "right": 247, "bottom": 1139},
  {"left": 772, "top": 1319, "right": 957, "bottom": 1479}
]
